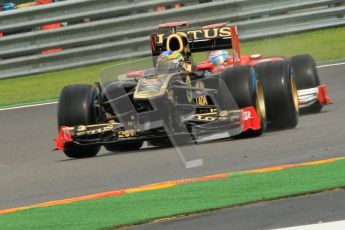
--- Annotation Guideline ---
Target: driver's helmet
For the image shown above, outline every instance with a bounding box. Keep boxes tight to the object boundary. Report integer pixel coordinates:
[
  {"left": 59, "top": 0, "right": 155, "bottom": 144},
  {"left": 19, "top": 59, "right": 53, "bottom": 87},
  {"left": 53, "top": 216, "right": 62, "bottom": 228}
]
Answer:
[
  {"left": 1, "top": 3, "right": 16, "bottom": 10},
  {"left": 156, "top": 50, "right": 186, "bottom": 73},
  {"left": 208, "top": 50, "right": 230, "bottom": 66}
]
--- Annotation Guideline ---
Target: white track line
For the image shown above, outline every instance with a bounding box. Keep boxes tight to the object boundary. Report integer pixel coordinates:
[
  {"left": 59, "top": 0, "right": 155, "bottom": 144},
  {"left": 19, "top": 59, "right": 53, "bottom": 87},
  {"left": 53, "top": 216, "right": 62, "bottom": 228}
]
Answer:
[
  {"left": 271, "top": 220, "right": 345, "bottom": 230},
  {"left": 0, "top": 101, "right": 58, "bottom": 112},
  {"left": 0, "top": 61, "right": 344, "bottom": 112},
  {"left": 317, "top": 61, "right": 345, "bottom": 69}
]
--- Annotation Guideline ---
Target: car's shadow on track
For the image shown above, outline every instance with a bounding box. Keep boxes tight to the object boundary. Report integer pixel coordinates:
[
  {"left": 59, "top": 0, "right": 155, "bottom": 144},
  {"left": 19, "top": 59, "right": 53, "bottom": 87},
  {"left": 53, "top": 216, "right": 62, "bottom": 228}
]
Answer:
[
  {"left": 55, "top": 132, "right": 282, "bottom": 162},
  {"left": 100, "top": 145, "right": 172, "bottom": 157},
  {"left": 300, "top": 109, "right": 332, "bottom": 116},
  {"left": 55, "top": 144, "right": 173, "bottom": 162},
  {"left": 56, "top": 137, "right": 245, "bottom": 162}
]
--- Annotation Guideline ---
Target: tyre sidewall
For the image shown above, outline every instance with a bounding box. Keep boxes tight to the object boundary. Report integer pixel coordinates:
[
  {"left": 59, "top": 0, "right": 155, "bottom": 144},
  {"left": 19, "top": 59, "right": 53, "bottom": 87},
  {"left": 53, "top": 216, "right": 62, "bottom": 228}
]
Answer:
[
  {"left": 255, "top": 60, "right": 299, "bottom": 129},
  {"left": 220, "top": 65, "right": 266, "bottom": 136},
  {"left": 58, "top": 84, "right": 100, "bottom": 158}
]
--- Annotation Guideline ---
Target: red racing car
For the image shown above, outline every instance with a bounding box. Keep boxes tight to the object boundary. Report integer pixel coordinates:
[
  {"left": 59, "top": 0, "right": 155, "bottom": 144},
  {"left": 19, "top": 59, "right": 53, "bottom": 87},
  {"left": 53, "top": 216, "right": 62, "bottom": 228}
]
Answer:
[{"left": 198, "top": 23, "right": 331, "bottom": 114}]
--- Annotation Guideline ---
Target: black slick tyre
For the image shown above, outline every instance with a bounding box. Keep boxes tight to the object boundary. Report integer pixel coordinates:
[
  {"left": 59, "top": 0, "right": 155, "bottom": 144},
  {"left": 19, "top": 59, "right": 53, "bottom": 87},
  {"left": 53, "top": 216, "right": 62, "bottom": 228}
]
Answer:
[
  {"left": 255, "top": 60, "right": 299, "bottom": 129},
  {"left": 290, "top": 54, "right": 322, "bottom": 113},
  {"left": 58, "top": 84, "right": 101, "bottom": 158},
  {"left": 220, "top": 65, "right": 266, "bottom": 137}
]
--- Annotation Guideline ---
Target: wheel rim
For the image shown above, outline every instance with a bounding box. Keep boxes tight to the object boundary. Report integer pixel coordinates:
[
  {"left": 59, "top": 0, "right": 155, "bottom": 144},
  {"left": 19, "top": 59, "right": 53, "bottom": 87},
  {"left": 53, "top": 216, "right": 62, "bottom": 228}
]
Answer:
[
  {"left": 256, "top": 80, "right": 266, "bottom": 121},
  {"left": 290, "top": 77, "right": 299, "bottom": 113}
]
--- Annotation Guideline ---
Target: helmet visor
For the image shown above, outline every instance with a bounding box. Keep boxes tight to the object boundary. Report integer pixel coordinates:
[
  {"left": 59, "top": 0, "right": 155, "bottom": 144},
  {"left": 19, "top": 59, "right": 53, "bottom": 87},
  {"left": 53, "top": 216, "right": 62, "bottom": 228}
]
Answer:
[{"left": 211, "top": 55, "right": 227, "bottom": 66}]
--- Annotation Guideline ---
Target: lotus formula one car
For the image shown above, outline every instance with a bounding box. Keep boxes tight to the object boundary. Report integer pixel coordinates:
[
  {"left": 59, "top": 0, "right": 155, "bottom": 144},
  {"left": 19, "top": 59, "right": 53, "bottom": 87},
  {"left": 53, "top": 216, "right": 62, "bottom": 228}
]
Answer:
[
  {"left": 54, "top": 22, "right": 329, "bottom": 159},
  {"left": 54, "top": 23, "right": 264, "bottom": 158}
]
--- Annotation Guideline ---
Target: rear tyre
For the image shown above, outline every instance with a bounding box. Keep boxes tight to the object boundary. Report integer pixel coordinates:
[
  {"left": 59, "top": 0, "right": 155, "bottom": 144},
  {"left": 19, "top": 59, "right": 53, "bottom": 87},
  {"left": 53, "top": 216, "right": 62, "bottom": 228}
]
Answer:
[
  {"left": 58, "top": 84, "right": 101, "bottom": 158},
  {"left": 255, "top": 60, "right": 299, "bottom": 129},
  {"left": 220, "top": 65, "right": 266, "bottom": 137},
  {"left": 290, "top": 54, "right": 322, "bottom": 113}
]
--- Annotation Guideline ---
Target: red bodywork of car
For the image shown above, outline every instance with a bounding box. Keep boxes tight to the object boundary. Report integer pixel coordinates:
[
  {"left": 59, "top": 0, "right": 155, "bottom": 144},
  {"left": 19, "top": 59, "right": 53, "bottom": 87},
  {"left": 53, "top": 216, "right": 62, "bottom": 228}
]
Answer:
[
  {"left": 203, "top": 25, "right": 285, "bottom": 71},
  {"left": 317, "top": 85, "right": 331, "bottom": 105},
  {"left": 53, "top": 126, "right": 72, "bottom": 151},
  {"left": 198, "top": 25, "right": 331, "bottom": 107}
]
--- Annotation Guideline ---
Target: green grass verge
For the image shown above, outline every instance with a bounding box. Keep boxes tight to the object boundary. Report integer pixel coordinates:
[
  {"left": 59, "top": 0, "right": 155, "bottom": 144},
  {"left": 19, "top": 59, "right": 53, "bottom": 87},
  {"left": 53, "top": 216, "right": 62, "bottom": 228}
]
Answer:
[
  {"left": 0, "top": 61, "right": 117, "bottom": 107},
  {"left": 241, "top": 27, "right": 345, "bottom": 62},
  {"left": 1, "top": 159, "right": 345, "bottom": 230},
  {"left": 0, "top": 27, "right": 344, "bottom": 107}
]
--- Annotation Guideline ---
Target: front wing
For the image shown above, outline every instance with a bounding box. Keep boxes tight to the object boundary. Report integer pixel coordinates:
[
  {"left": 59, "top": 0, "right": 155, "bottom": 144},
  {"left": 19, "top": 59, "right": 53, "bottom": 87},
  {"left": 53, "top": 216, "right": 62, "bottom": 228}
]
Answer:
[
  {"left": 53, "top": 106, "right": 261, "bottom": 151},
  {"left": 298, "top": 85, "right": 331, "bottom": 109}
]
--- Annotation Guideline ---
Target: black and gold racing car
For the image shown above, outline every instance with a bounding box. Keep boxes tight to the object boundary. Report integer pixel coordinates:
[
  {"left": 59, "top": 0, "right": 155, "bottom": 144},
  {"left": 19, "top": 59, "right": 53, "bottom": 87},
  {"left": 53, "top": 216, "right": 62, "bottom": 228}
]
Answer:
[{"left": 54, "top": 22, "right": 301, "bottom": 159}]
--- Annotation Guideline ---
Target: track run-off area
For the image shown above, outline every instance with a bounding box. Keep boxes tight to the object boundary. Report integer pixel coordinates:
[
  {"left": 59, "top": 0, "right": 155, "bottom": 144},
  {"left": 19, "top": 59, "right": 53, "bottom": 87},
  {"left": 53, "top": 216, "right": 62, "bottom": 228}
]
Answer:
[{"left": 0, "top": 62, "right": 344, "bottom": 215}]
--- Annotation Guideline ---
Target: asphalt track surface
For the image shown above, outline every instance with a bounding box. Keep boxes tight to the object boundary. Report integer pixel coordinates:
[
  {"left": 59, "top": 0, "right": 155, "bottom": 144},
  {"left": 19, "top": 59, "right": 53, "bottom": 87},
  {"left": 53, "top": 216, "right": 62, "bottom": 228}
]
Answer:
[
  {"left": 0, "top": 64, "right": 344, "bottom": 216},
  {"left": 128, "top": 189, "right": 345, "bottom": 230}
]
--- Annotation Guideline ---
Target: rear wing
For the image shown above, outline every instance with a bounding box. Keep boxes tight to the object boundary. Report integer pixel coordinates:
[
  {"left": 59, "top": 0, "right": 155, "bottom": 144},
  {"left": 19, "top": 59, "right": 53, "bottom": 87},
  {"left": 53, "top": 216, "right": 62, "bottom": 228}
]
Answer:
[{"left": 150, "top": 22, "right": 241, "bottom": 65}]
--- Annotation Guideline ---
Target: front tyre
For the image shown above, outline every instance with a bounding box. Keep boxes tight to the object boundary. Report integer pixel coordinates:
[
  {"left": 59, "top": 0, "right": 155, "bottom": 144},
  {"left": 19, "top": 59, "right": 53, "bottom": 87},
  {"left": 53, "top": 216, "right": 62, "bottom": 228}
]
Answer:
[
  {"left": 58, "top": 84, "right": 101, "bottom": 158},
  {"left": 220, "top": 65, "right": 267, "bottom": 137},
  {"left": 290, "top": 54, "right": 322, "bottom": 113}
]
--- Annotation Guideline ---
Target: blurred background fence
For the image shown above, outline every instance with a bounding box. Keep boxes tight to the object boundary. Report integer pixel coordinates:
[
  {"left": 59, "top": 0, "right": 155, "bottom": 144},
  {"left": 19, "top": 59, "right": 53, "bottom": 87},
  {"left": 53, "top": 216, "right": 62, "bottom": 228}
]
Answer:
[
  {"left": 0, "top": 0, "right": 33, "bottom": 4},
  {"left": 0, "top": 0, "right": 344, "bottom": 79}
]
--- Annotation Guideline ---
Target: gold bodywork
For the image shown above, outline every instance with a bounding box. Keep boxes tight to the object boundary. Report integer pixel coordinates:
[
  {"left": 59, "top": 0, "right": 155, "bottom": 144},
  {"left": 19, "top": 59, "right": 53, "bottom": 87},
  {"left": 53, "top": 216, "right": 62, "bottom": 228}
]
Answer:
[
  {"left": 63, "top": 123, "right": 136, "bottom": 139},
  {"left": 166, "top": 34, "right": 185, "bottom": 53},
  {"left": 133, "top": 74, "right": 173, "bottom": 100},
  {"left": 290, "top": 77, "right": 299, "bottom": 113},
  {"left": 255, "top": 80, "right": 266, "bottom": 121},
  {"left": 156, "top": 26, "right": 231, "bottom": 44},
  {"left": 186, "top": 75, "right": 193, "bottom": 103},
  {"left": 194, "top": 109, "right": 242, "bottom": 122},
  {"left": 117, "top": 130, "right": 136, "bottom": 138},
  {"left": 194, "top": 80, "right": 209, "bottom": 106}
]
